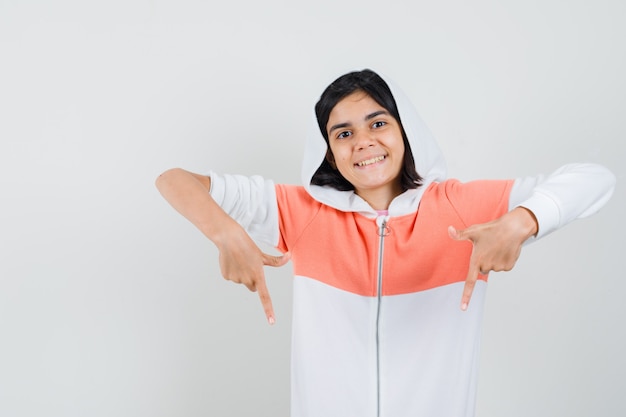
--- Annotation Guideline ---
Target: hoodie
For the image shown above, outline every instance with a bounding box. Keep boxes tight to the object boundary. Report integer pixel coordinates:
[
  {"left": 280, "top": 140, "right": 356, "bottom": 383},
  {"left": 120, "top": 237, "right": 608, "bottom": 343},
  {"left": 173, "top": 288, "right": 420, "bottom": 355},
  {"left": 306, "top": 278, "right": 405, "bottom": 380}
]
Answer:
[{"left": 208, "top": 71, "right": 615, "bottom": 417}]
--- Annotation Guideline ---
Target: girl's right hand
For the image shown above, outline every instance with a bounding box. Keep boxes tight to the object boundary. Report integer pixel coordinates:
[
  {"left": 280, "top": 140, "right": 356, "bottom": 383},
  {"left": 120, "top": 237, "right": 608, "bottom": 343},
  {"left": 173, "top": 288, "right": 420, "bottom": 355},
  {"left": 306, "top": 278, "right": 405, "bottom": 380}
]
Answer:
[
  {"left": 155, "top": 168, "right": 291, "bottom": 324},
  {"left": 215, "top": 223, "right": 291, "bottom": 325}
]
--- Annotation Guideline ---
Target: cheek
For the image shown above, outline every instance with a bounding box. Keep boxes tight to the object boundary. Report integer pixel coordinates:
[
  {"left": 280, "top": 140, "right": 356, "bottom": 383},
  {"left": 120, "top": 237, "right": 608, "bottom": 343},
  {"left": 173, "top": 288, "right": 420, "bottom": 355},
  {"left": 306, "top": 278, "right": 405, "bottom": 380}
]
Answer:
[
  {"left": 329, "top": 145, "right": 348, "bottom": 163},
  {"left": 394, "top": 136, "right": 406, "bottom": 159},
  {"left": 334, "top": 155, "right": 354, "bottom": 176}
]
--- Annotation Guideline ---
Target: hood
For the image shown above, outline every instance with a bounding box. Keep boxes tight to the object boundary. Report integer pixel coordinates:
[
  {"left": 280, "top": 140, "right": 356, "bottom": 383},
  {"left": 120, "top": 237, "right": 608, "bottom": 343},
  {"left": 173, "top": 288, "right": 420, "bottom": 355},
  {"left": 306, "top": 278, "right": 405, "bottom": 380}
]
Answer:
[{"left": 301, "top": 71, "right": 447, "bottom": 217}]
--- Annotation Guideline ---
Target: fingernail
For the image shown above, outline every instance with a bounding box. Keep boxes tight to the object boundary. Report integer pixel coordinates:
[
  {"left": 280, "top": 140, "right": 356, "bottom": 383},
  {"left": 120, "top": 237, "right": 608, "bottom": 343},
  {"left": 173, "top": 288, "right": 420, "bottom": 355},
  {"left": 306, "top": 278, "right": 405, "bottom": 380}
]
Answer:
[
  {"left": 268, "top": 316, "right": 275, "bottom": 325},
  {"left": 461, "top": 302, "right": 468, "bottom": 311}
]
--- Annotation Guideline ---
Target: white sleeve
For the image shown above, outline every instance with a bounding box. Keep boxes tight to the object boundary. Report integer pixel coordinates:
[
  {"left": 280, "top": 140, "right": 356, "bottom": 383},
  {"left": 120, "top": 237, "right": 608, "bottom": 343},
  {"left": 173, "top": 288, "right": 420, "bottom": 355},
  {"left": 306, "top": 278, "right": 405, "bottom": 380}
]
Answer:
[
  {"left": 207, "top": 171, "right": 279, "bottom": 246},
  {"left": 509, "top": 163, "right": 616, "bottom": 240}
]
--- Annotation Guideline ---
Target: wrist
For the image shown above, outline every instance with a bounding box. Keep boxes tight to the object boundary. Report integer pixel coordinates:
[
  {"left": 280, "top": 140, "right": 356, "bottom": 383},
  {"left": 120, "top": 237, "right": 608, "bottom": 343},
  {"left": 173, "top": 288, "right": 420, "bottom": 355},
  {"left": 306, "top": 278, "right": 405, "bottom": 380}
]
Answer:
[{"left": 512, "top": 206, "right": 539, "bottom": 239}]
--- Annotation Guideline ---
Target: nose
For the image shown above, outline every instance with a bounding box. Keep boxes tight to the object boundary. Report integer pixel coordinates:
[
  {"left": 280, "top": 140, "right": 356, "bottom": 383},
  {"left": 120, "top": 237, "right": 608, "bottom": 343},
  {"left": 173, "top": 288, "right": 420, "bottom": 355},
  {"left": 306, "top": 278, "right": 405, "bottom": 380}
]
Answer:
[{"left": 354, "top": 130, "right": 375, "bottom": 150}]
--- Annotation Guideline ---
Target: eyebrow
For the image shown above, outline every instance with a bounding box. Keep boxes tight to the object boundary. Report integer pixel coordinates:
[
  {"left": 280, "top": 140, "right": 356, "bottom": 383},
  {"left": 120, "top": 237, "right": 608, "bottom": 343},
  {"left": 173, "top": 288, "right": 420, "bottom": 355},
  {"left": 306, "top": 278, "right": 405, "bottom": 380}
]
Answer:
[{"left": 328, "top": 110, "right": 390, "bottom": 135}]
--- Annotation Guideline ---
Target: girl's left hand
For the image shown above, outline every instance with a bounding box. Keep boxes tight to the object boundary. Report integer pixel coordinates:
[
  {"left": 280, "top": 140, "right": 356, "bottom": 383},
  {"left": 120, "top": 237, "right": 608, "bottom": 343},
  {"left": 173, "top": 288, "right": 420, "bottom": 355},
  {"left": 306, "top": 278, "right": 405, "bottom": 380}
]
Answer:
[{"left": 448, "top": 207, "right": 538, "bottom": 311}]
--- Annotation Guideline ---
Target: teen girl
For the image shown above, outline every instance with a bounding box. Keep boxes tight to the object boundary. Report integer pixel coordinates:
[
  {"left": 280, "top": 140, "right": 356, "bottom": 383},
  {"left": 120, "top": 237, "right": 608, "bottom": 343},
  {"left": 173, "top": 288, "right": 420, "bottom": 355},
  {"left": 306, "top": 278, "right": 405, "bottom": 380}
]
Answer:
[{"left": 156, "top": 69, "right": 615, "bottom": 417}]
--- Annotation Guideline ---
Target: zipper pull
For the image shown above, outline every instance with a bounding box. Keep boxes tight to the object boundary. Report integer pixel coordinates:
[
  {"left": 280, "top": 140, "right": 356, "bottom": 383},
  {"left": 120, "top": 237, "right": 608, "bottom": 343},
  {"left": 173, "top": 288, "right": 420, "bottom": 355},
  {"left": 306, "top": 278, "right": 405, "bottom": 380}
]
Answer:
[{"left": 376, "top": 216, "right": 391, "bottom": 237}]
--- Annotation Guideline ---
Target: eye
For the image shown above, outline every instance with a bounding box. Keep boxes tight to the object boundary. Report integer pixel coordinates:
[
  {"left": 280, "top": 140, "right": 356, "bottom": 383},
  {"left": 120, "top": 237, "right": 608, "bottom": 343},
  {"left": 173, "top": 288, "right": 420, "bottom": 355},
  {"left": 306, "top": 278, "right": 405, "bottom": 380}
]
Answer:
[
  {"left": 372, "top": 120, "right": 387, "bottom": 129},
  {"left": 336, "top": 130, "right": 352, "bottom": 140}
]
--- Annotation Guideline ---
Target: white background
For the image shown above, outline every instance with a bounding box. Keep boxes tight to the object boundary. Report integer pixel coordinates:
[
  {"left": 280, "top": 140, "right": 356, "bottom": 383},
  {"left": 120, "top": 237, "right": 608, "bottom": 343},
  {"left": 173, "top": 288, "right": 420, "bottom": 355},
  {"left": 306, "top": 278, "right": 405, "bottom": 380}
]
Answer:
[{"left": 1, "top": 0, "right": 624, "bottom": 416}]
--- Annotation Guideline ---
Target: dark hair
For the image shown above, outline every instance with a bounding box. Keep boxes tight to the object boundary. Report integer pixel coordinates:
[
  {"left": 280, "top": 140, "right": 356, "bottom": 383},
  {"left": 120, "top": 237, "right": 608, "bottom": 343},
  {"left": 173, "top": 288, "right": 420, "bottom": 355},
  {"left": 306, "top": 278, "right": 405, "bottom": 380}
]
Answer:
[{"left": 311, "top": 69, "right": 422, "bottom": 191}]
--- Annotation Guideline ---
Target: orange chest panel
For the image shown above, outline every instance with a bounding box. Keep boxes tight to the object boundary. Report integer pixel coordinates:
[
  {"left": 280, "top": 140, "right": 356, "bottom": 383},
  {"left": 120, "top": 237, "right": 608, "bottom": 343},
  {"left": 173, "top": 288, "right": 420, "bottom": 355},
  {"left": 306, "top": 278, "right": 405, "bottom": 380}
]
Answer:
[
  {"left": 276, "top": 180, "right": 512, "bottom": 297},
  {"left": 287, "top": 204, "right": 473, "bottom": 296}
]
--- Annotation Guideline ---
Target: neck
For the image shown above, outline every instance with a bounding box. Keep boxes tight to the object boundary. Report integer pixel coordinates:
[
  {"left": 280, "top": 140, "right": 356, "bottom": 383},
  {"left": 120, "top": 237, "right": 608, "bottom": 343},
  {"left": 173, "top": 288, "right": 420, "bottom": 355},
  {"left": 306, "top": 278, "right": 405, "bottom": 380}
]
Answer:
[{"left": 356, "top": 186, "right": 403, "bottom": 211}]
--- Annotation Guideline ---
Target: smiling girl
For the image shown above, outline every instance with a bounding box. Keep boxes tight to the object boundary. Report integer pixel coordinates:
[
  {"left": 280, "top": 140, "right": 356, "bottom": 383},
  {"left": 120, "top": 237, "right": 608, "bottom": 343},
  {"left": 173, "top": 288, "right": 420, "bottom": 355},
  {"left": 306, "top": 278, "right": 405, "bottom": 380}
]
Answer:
[
  {"left": 322, "top": 91, "right": 407, "bottom": 209},
  {"left": 156, "top": 69, "right": 615, "bottom": 417}
]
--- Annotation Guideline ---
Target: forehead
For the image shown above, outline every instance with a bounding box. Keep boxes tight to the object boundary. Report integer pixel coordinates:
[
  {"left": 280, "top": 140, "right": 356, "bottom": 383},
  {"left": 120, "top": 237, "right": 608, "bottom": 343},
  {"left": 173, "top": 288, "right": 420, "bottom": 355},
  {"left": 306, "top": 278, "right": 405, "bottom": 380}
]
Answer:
[{"left": 328, "top": 91, "right": 385, "bottom": 122}]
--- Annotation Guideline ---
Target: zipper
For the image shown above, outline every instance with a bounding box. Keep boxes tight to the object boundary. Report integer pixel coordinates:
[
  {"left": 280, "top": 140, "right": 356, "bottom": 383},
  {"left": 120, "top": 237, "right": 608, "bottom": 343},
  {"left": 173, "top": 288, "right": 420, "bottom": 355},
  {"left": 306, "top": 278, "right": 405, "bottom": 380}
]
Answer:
[{"left": 375, "top": 216, "right": 390, "bottom": 417}]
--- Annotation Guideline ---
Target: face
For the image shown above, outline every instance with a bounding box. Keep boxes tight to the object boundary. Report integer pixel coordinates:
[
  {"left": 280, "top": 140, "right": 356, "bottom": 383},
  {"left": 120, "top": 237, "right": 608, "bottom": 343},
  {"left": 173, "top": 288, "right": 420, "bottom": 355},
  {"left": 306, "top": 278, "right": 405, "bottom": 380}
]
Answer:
[{"left": 326, "top": 91, "right": 405, "bottom": 203}]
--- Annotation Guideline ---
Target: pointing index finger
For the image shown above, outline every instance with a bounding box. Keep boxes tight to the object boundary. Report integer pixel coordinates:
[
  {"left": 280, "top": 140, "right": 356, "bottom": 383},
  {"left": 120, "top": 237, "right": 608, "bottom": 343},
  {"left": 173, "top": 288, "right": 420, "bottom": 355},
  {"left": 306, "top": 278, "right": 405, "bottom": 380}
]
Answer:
[
  {"left": 255, "top": 275, "right": 275, "bottom": 325},
  {"left": 461, "top": 250, "right": 481, "bottom": 311}
]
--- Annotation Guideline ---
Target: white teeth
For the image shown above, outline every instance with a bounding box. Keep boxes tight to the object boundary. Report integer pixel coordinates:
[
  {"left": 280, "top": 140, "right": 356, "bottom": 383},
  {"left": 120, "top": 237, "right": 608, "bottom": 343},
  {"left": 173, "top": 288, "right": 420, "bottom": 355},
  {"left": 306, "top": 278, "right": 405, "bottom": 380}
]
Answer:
[{"left": 356, "top": 155, "right": 385, "bottom": 167}]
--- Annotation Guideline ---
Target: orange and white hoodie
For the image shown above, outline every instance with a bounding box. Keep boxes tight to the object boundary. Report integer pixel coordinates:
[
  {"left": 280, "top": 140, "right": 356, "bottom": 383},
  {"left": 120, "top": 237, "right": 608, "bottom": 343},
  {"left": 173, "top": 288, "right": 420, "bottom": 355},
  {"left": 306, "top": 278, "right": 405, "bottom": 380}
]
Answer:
[{"left": 207, "top": 74, "right": 615, "bottom": 417}]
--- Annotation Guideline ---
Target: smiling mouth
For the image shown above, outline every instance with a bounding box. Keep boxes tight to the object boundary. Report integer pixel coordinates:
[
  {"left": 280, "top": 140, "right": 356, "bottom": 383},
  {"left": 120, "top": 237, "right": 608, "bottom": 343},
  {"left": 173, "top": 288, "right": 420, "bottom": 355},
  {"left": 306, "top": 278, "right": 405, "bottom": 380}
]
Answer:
[{"left": 355, "top": 155, "right": 386, "bottom": 167}]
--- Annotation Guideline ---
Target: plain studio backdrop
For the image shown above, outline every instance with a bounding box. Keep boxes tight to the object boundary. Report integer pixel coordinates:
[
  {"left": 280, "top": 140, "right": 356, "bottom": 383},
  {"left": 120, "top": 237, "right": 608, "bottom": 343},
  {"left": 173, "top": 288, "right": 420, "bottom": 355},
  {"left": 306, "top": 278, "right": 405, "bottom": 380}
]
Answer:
[{"left": 1, "top": 1, "right": 624, "bottom": 416}]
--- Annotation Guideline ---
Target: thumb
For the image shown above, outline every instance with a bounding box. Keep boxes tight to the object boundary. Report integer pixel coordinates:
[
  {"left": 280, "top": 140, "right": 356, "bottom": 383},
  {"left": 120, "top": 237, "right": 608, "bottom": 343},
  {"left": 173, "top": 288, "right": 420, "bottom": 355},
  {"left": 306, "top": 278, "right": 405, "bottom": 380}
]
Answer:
[
  {"left": 448, "top": 225, "right": 469, "bottom": 241},
  {"left": 263, "top": 251, "right": 291, "bottom": 268}
]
